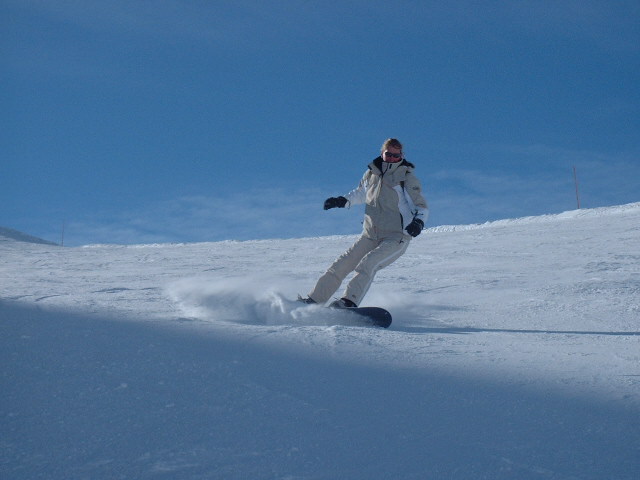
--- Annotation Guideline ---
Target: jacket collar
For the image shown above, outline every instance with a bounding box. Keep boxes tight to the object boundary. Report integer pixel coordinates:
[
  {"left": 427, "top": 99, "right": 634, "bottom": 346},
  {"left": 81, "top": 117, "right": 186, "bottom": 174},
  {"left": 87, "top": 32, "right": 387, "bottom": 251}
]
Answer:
[{"left": 369, "top": 156, "right": 412, "bottom": 175}]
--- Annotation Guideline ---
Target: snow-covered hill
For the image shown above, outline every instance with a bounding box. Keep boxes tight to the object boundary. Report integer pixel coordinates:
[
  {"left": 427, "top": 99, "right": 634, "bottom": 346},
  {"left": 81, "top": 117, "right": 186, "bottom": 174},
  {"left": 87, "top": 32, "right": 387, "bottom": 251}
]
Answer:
[{"left": 2, "top": 203, "right": 639, "bottom": 479}]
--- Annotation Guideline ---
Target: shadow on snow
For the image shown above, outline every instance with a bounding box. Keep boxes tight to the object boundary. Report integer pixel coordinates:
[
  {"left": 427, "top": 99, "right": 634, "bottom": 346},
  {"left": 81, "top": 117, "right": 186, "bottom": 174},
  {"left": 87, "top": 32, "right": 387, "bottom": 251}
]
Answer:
[{"left": 2, "top": 301, "right": 639, "bottom": 480}]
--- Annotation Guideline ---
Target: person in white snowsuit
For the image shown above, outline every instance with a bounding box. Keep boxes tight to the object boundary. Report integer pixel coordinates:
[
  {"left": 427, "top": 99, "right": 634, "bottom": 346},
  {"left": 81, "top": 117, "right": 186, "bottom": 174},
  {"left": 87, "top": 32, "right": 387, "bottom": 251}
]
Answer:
[{"left": 302, "top": 138, "right": 428, "bottom": 308}]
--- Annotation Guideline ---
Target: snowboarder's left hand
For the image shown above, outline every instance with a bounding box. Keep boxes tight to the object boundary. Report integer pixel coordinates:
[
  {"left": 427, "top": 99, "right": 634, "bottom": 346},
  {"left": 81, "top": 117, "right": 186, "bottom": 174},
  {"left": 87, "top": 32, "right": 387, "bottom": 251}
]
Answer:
[
  {"left": 405, "top": 218, "right": 424, "bottom": 237},
  {"left": 324, "top": 196, "right": 348, "bottom": 210}
]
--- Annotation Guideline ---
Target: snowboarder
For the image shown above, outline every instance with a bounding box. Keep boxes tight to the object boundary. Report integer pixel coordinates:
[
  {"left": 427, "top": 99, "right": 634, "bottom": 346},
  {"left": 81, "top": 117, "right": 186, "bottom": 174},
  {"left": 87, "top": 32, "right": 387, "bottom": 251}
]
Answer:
[{"left": 300, "top": 138, "right": 428, "bottom": 308}]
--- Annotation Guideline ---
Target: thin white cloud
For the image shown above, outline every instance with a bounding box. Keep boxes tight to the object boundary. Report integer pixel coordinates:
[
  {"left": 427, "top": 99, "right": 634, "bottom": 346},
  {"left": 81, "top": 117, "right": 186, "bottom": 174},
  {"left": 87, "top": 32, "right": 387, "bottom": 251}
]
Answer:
[
  {"left": 62, "top": 187, "right": 364, "bottom": 246},
  {"left": 427, "top": 143, "right": 640, "bottom": 225}
]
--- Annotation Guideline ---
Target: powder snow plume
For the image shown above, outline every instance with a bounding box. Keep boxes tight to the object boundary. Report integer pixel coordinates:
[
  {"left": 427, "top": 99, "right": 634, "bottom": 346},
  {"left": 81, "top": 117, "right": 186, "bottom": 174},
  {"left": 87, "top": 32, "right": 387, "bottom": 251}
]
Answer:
[{"left": 166, "top": 275, "right": 342, "bottom": 326}]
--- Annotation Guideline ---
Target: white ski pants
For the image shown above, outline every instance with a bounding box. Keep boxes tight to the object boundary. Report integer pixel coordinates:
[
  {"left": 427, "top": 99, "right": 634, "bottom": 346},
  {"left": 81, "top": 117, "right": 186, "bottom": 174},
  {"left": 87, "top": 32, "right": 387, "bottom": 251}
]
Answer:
[{"left": 308, "top": 234, "right": 410, "bottom": 306}]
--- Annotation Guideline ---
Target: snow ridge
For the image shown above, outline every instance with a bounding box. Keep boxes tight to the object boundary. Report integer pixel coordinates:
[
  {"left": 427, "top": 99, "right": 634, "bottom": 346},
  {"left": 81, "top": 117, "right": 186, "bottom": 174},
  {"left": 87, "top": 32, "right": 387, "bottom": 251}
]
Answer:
[{"left": 428, "top": 201, "right": 640, "bottom": 233}]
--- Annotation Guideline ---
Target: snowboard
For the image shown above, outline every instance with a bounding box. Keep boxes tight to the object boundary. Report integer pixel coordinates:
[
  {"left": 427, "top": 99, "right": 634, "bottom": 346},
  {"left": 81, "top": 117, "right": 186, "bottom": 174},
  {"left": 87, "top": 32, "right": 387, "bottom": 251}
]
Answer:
[{"left": 341, "top": 306, "right": 392, "bottom": 328}]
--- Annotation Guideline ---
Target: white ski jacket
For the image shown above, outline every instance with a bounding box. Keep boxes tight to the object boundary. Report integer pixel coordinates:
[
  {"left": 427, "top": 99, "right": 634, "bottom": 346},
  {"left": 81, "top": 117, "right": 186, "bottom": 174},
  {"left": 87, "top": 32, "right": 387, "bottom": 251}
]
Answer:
[{"left": 344, "top": 157, "right": 428, "bottom": 239}]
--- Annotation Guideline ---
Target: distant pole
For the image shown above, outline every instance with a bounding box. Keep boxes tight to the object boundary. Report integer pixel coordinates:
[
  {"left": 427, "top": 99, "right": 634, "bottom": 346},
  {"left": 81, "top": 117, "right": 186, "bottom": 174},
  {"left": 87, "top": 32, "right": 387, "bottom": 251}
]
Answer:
[
  {"left": 61, "top": 220, "right": 66, "bottom": 247},
  {"left": 573, "top": 166, "right": 581, "bottom": 209}
]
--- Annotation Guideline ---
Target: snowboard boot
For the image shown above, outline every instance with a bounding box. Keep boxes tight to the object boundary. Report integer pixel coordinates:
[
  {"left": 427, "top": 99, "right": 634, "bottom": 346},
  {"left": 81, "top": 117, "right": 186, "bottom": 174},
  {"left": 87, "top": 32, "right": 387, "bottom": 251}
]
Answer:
[
  {"left": 297, "top": 295, "right": 317, "bottom": 305},
  {"left": 329, "top": 297, "right": 358, "bottom": 309}
]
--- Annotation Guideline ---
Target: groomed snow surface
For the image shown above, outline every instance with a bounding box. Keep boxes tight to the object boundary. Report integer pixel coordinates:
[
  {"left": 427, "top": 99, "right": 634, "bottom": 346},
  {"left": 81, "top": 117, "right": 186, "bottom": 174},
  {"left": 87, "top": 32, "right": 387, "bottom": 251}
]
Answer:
[{"left": 2, "top": 203, "right": 639, "bottom": 479}]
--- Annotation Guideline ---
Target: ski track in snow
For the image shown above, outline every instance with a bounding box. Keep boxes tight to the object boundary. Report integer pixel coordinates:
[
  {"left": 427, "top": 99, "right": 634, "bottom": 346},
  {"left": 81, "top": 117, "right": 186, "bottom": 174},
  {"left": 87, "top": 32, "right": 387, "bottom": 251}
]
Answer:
[{"left": 1, "top": 203, "right": 639, "bottom": 479}]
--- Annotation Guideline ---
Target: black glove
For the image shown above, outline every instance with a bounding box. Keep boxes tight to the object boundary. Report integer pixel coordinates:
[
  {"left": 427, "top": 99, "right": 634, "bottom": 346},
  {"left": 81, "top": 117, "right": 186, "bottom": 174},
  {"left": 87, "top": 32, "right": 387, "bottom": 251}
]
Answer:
[
  {"left": 405, "top": 218, "right": 424, "bottom": 237},
  {"left": 324, "top": 196, "right": 348, "bottom": 210}
]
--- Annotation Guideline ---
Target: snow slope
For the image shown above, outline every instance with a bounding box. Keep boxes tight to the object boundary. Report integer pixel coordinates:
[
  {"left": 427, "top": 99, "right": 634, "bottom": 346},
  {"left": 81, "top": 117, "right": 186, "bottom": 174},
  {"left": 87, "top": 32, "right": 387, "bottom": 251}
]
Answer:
[{"left": 1, "top": 203, "right": 639, "bottom": 479}]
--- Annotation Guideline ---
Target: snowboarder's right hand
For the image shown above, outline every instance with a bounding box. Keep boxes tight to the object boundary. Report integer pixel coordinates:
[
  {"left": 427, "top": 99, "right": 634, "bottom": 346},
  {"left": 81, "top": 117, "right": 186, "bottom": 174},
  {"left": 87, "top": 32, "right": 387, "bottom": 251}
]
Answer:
[{"left": 324, "top": 196, "right": 348, "bottom": 210}]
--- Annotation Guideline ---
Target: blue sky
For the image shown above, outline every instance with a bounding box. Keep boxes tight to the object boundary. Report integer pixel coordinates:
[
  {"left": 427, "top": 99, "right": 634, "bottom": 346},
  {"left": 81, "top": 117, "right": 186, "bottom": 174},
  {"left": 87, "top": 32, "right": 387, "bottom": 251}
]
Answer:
[{"left": 3, "top": 0, "right": 639, "bottom": 246}]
